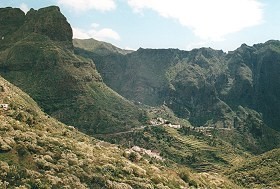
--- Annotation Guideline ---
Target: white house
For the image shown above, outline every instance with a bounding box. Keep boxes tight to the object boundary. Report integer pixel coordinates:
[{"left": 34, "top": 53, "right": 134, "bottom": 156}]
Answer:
[{"left": 0, "top": 104, "right": 8, "bottom": 110}]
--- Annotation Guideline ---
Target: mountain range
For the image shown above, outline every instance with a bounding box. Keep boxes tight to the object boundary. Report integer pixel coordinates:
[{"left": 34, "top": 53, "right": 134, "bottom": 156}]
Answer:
[
  {"left": 75, "top": 39, "right": 280, "bottom": 154},
  {"left": 0, "top": 5, "right": 279, "bottom": 188},
  {"left": 75, "top": 39, "right": 280, "bottom": 132}
]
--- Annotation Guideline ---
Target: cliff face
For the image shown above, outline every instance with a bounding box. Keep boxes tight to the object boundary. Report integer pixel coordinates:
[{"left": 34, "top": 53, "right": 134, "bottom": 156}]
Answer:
[
  {"left": 0, "top": 7, "right": 25, "bottom": 37},
  {"left": 0, "top": 6, "right": 146, "bottom": 134},
  {"left": 75, "top": 40, "right": 280, "bottom": 132},
  {"left": 223, "top": 41, "right": 280, "bottom": 131}
]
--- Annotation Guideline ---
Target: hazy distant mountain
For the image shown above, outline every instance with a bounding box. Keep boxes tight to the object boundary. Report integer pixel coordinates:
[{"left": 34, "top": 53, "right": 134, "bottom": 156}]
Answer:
[
  {"left": 74, "top": 38, "right": 133, "bottom": 56},
  {"left": 0, "top": 6, "right": 146, "bottom": 134}
]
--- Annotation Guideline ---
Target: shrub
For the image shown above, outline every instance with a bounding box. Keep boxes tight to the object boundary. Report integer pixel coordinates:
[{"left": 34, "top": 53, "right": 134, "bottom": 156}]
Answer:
[
  {"left": 179, "top": 170, "right": 190, "bottom": 183},
  {"left": 128, "top": 152, "right": 138, "bottom": 162},
  {"left": 15, "top": 112, "right": 27, "bottom": 122},
  {"left": 16, "top": 144, "right": 30, "bottom": 157},
  {"left": 189, "top": 180, "right": 198, "bottom": 187}
]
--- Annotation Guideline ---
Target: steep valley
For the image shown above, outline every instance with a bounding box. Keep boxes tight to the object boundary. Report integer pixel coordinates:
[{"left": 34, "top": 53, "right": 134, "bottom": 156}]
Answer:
[
  {"left": 75, "top": 39, "right": 280, "bottom": 133},
  {"left": 75, "top": 39, "right": 280, "bottom": 154},
  {"left": 1, "top": 75, "right": 279, "bottom": 188},
  {"left": 0, "top": 5, "right": 279, "bottom": 189}
]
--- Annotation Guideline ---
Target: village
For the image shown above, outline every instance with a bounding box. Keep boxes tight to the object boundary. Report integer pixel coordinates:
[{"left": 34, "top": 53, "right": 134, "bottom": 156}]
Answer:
[
  {"left": 148, "top": 116, "right": 233, "bottom": 138},
  {"left": 149, "top": 117, "right": 182, "bottom": 129}
]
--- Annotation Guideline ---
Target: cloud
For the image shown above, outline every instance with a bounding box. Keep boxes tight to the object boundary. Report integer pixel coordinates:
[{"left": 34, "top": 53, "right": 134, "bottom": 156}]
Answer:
[
  {"left": 127, "top": 0, "right": 264, "bottom": 41},
  {"left": 19, "top": 3, "right": 29, "bottom": 14},
  {"left": 73, "top": 25, "right": 121, "bottom": 41},
  {"left": 57, "top": 0, "right": 116, "bottom": 12}
]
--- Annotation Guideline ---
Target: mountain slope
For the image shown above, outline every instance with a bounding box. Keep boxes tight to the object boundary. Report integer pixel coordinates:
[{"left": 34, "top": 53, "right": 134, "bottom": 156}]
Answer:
[
  {"left": 0, "top": 5, "right": 279, "bottom": 188},
  {"left": 1, "top": 69, "right": 277, "bottom": 189},
  {"left": 0, "top": 6, "right": 146, "bottom": 134},
  {"left": 1, "top": 76, "right": 215, "bottom": 189},
  {"left": 75, "top": 39, "right": 280, "bottom": 153},
  {"left": 227, "top": 148, "right": 280, "bottom": 188}
]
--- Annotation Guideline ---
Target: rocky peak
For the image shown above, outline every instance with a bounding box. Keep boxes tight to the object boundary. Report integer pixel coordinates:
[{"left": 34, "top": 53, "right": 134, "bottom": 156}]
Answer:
[
  {"left": 0, "top": 6, "right": 72, "bottom": 48},
  {"left": 25, "top": 6, "right": 72, "bottom": 42},
  {"left": 0, "top": 7, "right": 25, "bottom": 39}
]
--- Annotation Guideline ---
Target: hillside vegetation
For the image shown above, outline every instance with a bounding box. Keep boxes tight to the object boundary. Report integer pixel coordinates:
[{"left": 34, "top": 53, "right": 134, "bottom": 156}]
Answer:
[
  {"left": 228, "top": 148, "right": 280, "bottom": 188},
  {"left": 0, "top": 76, "right": 171, "bottom": 188},
  {"left": 0, "top": 75, "right": 244, "bottom": 189},
  {"left": 0, "top": 6, "right": 146, "bottom": 135},
  {"left": 1, "top": 75, "right": 278, "bottom": 188}
]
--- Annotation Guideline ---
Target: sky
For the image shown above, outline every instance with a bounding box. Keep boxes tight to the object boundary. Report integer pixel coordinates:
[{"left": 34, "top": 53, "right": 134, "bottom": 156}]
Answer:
[{"left": 1, "top": 0, "right": 280, "bottom": 52}]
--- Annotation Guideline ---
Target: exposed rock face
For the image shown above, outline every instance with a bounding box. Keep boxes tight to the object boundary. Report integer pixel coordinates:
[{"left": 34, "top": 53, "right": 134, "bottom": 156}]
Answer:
[
  {"left": 0, "top": 6, "right": 145, "bottom": 134},
  {"left": 224, "top": 41, "right": 280, "bottom": 131},
  {"left": 75, "top": 40, "right": 280, "bottom": 132}
]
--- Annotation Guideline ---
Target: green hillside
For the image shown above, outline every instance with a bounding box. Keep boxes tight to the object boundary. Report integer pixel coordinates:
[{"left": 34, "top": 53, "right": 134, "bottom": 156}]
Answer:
[
  {"left": 95, "top": 104, "right": 279, "bottom": 188},
  {"left": 2, "top": 73, "right": 279, "bottom": 188},
  {"left": 0, "top": 6, "right": 146, "bottom": 135},
  {"left": 227, "top": 148, "right": 280, "bottom": 188}
]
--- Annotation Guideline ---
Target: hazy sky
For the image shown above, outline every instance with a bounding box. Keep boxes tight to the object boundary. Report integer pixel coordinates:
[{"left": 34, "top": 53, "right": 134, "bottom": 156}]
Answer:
[{"left": 1, "top": 0, "right": 280, "bottom": 51}]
